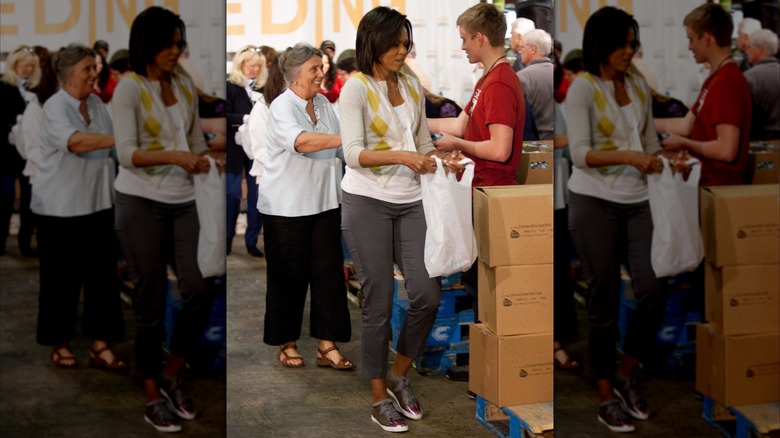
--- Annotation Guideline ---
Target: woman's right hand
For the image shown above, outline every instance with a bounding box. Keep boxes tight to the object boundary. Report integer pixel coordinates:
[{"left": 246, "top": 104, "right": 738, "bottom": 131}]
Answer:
[
  {"left": 625, "top": 151, "right": 663, "bottom": 174},
  {"left": 399, "top": 151, "right": 437, "bottom": 174},
  {"left": 171, "top": 151, "right": 211, "bottom": 174}
]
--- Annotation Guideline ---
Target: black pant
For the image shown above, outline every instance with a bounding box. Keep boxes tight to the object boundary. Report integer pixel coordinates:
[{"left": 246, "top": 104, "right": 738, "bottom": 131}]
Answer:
[
  {"left": 1, "top": 170, "right": 34, "bottom": 253},
  {"left": 36, "top": 209, "right": 124, "bottom": 345},
  {"left": 568, "top": 192, "right": 667, "bottom": 379},
  {"left": 262, "top": 208, "right": 350, "bottom": 346},
  {"left": 115, "top": 192, "right": 212, "bottom": 379},
  {"left": 554, "top": 207, "right": 578, "bottom": 344}
]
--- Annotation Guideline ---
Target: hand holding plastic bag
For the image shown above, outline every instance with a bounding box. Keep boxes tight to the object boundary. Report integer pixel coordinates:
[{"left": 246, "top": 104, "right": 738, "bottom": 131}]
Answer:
[
  {"left": 647, "top": 155, "right": 703, "bottom": 277},
  {"left": 420, "top": 156, "right": 477, "bottom": 277}
]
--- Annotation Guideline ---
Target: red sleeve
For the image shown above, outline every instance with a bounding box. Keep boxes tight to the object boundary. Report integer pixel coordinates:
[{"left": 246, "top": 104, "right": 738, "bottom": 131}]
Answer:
[
  {"left": 707, "top": 72, "right": 747, "bottom": 129},
  {"left": 481, "top": 81, "right": 520, "bottom": 129}
]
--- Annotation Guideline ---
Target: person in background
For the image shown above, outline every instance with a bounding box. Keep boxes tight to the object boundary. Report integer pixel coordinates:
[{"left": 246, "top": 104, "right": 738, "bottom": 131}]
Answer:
[
  {"left": 736, "top": 17, "right": 762, "bottom": 71},
  {"left": 92, "top": 50, "right": 117, "bottom": 103},
  {"left": 744, "top": 29, "right": 779, "bottom": 140},
  {"left": 93, "top": 39, "right": 109, "bottom": 61},
  {"left": 1, "top": 45, "right": 39, "bottom": 257},
  {"left": 112, "top": 7, "right": 223, "bottom": 432},
  {"left": 657, "top": 3, "right": 752, "bottom": 187},
  {"left": 336, "top": 56, "right": 358, "bottom": 84},
  {"left": 260, "top": 45, "right": 278, "bottom": 67},
  {"left": 319, "top": 51, "right": 342, "bottom": 103},
  {"left": 509, "top": 17, "right": 535, "bottom": 72},
  {"left": 424, "top": 87, "right": 462, "bottom": 120},
  {"left": 258, "top": 43, "right": 353, "bottom": 373},
  {"left": 227, "top": 45, "right": 267, "bottom": 257},
  {"left": 566, "top": 7, "right": 678, "bottom": 433},
  {"left": 32, "top": 43, "right": 125, "bottom": 372},
  {"left": 339, "top": 6, "right": 458, "bottom": 433},
  {"left": 517, "top": 28, "right": 554, "bottom": 140},
  {"left": 320, "top": 40, "right": 336, "bottom": 60},
  {"left": 109, "top": 49, "right": 132, "bottom": 84},
  {"left": 21, "top": 46, "right": 56, "bottom": 186}
]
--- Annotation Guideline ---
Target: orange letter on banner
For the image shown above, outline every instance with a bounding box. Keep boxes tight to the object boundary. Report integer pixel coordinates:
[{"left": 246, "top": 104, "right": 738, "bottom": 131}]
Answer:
[
  {"left": 107, "top": 0, "right": 137, "bottom": 33},
  {"left": 559, "top": 0, "right": 590, "bottom": 33},
  {"left": 0, "top": 2, "right": 18, "bottom": 35},
  {"left": 334, "top": 0, "right": 363, "bottom": 33},
  {"left": 262, "top": 0, "right": 307, "bottom": 34},
  {"left": 35, "top": 0, "right": 80, "bottom": 34}
]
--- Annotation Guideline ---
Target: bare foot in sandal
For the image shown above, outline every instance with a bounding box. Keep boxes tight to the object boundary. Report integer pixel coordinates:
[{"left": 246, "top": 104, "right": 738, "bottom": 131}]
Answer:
[
  {"left": 316, "top": 341, "right": 355, "bottom": 370},
  {"left": 51, "top": 343, "right": 77, "bottom": 368},
  {"left": 89, "top": 340, "right": 127, "bottom": 371},
  {"left": 278, "top": 342, "right": 305, "bottom": 367}
]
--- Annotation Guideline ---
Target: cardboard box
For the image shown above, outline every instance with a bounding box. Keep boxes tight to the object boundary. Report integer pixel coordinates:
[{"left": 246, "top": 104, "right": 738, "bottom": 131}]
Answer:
[
  {"left": 473, "top": 185, "right": 553, "bottom": 267},
  {"left": 518, "top": 141, "right": 554, "bottom": 185},
  {"left": 700, "top": 185, "right": 779, "bottom": 267},
  {"left": 696, "top": 324, "right": 780, "bottom": 406},
  {"left": 705, "top": 262, "right": 780, "bottom": 335},
  {"left": 478, "top": 261, "right": 552, "bottom": 335},
  {"left": 748, "top": 141, "right": 779, "bottom": 185},
  {"left": 469, "top": 323, "right": 553, "bottom": 407}
]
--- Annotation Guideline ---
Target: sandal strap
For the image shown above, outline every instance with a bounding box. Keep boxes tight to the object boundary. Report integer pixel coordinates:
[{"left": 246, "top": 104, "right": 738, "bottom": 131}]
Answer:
[
  {"left": 280, "top": 342, "right": 298, "bottom": 353},
  {"left": 318, "top": 345, "right": 339, "bottom": 356},
  {"left": 91, "top": 345, "right": 111, "bottom": 356}
]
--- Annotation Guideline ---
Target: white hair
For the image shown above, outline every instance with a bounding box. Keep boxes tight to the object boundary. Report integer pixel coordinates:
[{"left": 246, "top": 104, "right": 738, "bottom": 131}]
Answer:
[
  {"left": 511, "top": 17, "right": 535, "bottom": 36},
  {"left": 751, "top": 29, "right": 779, "bottom": 56},
  {"left": 738, "top": 17, "right": 762, "bottom": 35},
  {"left": 523, "top": 29, "right": 553, "bottom": 57}
]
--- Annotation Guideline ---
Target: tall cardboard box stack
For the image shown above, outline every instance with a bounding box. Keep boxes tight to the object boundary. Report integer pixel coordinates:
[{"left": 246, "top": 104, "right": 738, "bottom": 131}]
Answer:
[
  {"left": 696, "top": 185, "right": 780, "bottom": 407},
  {"left": 469, "top": 185, "right": 554, "bottom": 407}
]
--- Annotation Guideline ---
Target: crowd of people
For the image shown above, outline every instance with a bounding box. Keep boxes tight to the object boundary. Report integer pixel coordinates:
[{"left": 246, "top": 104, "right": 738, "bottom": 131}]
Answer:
[{"left": 2, "top": 0, "right": 777, "bottom": 435}]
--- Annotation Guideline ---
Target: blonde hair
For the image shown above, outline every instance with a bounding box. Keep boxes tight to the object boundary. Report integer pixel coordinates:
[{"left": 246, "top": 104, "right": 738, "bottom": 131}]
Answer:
[
  {"left": 228, "top": 45, "right": 267, "bottom": 89},
  {"left": 2, "top": 45, "right": 40, "bottom": 88}
]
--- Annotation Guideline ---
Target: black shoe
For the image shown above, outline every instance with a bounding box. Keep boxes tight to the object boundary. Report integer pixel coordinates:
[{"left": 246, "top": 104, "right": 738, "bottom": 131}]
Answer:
[
  {"left": 159, "top": 377, "right": 196, "bottom": 420},
  {"left": 19, "top": 246, "right": 37, "bottom": 257},
  {"left": 247, "top": 245, "right": 264, "bottom": 257},
  {"left": 614, "top": 377, "right": 649, "bottom": 420},
  {"left": 597, "top": 399, "right": 635, "bottom": 433},
  {"left": 446, "top": 365, "right": 469, "bottom": 382},
  {"left": 144, "top": 398, "right": 182, "bottom": 433}
]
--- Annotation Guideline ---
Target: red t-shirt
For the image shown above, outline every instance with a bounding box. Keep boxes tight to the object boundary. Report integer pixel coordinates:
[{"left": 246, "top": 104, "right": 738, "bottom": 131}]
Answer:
[
  {"left": 320, "top": 76, "right": 343, "bottom": 103},
  {"left": 689, "top": 62, "right": 752, "bottom": 186},
  {"left": 463, "top": 62, "right": 525, "bottom": 187}
]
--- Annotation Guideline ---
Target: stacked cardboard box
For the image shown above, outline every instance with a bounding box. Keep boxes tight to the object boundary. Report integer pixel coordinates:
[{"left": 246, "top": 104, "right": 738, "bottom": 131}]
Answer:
[
  {"left": 469, "top": 185, "right": 554, "bottom": 407},
  {"left": 517, "top": 141, "right": 554, "bottom": 185},
  {"left": 696, "top": 185, "right": 780, "bottom": 407}
]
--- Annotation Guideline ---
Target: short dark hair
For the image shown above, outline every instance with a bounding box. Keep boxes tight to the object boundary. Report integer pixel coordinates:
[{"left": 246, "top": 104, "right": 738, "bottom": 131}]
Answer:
[
  {"left": 355, "top": 6, "right": 413, "bottom": 74},
  {"left": 128, "top": 6, "right": 186, "bottom": 76},
  {"left": 582, "top": 7, "right": 639, "bottom": 76},
  {"left": 336, "top": 56, "right": 357, "bottom": 73},
  {"left": 684, "top": 3, "right": 733, "bottom": 47}
]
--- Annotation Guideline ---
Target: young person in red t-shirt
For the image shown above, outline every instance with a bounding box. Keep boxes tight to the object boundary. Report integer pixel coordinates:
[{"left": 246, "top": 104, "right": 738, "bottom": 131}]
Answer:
[
  {"left": 427, "top": 2, "right": 525, "bottom": 187},
  {"left": 656, "top": 3, "right": 752, "bottom": 187}
]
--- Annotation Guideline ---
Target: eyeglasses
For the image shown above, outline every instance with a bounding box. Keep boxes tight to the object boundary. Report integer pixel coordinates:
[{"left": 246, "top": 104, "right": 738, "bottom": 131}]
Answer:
[
  {"left": 241, "top": 46, "right": 262, "bottom": 54},
  {"left": 14, "top": 46, "right": 34, "bottom": 54}
]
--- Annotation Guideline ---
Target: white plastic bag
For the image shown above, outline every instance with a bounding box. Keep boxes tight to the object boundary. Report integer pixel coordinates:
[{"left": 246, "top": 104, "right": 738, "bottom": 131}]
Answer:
[
  {"left": 420, "top": 156, "right": 477, "bottom": 277},
  {"left": 647, "top": 156, "right": 703, "bottom": 278},
  {"left": 194, "top": 156, "right": 226, "bottom": 278}
]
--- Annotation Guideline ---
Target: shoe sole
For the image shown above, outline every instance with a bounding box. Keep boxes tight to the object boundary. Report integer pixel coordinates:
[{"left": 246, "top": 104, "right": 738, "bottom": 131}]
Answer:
[
  {"left": 386, "top": 388, "right": 423, "bottom": 420},
  {"left": 613, "top": 389, "right": 650, "bottom": 420},
  {"left": 160, "top": 389, "right": 197, "bottom": 421},
  {"left": 144, "top": 415, "right": 182, "bottom": 433},
  {"left": 597, "top": 414, "right": 635, "bottom": 433},
  {"left": 371, "top": 414, "right": 408, "bottom": 432}
]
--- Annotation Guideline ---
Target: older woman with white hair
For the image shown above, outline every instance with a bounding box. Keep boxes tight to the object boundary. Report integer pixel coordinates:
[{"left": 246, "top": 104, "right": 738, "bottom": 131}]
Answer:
[
  {"left": 32, "top": 43, "right": 125, "bottom": 370},
  {"left": 259, "top": 43, "right": 354, "bottom": 371},
  {"left": 227, "top": 45, "right": 267, "bottom": 257},
  {"left": 1, "top": 45, "right": 40, "bottom": 256}
]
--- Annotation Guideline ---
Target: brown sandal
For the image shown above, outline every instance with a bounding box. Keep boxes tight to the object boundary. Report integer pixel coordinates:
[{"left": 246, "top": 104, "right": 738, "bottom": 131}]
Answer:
[
  {"left": 554, "top": 345, "right": 581, "bottom": 371},
  {"left": 278, "top": 342, "right": 305, "bottom": 368},
  {"left": 50, "top": 344, "right": 78, "bottom": 368},
  {"left": 89, "top": 345, "right": 127, "bottom": 371},
  {"left": 316, "top": 345, "right": 355, "bottom": 370}
]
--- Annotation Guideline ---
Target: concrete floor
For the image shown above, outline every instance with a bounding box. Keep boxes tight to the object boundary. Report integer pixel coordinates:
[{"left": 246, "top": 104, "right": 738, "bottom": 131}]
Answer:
[
  {"left": 0, "top": 225, "right": 226, "bottom": 437},
  {"left": 2, "top": 215, "right": 727, "bottom": 437}
]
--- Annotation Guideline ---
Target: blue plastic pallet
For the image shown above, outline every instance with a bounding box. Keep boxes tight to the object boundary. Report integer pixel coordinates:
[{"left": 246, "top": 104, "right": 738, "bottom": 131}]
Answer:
[
  {"left": 475, "top": 396, "right": 554, "bottom": 438},
  {"left": 702, "top": 396, "right": 780, "bottom": 438}
]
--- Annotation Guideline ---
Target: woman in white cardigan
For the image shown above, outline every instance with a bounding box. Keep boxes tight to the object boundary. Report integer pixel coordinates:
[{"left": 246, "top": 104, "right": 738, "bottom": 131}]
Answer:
[{"left": 339, "top": 6, "right": 458, "bottom": 433}]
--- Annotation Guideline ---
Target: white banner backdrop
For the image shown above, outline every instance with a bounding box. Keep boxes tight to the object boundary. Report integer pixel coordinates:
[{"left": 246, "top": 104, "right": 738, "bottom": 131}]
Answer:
[
  {"left": 0, "top": 0, "right": 226, "bottom": 98},
  {"left": 555, "top": 0, "right": 707, "bottom": 106},
  {"left": 226, "top": 0, "right": 481, "bottom": 106}
]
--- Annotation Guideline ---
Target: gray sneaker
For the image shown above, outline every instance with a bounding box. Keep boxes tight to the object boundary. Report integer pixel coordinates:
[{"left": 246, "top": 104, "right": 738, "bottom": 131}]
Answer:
[
  {"left": 597, "top": 399, "right": 636, "bottom": 433},
  {"left": 614, "top": 378, "right": 649, "bottom": 420},
  {"left": 160, "top": 377, "right": 196, "bottom": 420},
  {"left": 385, "top": 372, "right": 423, "bottom": 420},
  {"left": 144, "top": 398, "right": 182, "bottom": 433},
  {"left": 371, "top": 399, "right": 408, "bottom": 433}
]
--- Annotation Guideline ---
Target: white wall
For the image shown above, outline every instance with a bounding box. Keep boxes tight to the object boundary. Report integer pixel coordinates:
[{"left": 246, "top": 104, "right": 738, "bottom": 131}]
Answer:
[
  {"left": 0, "top": 0, "right": 226, "bottom": 98},
  {"left": 226, "top": 0, "right": 481, "bottom": 106}
]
